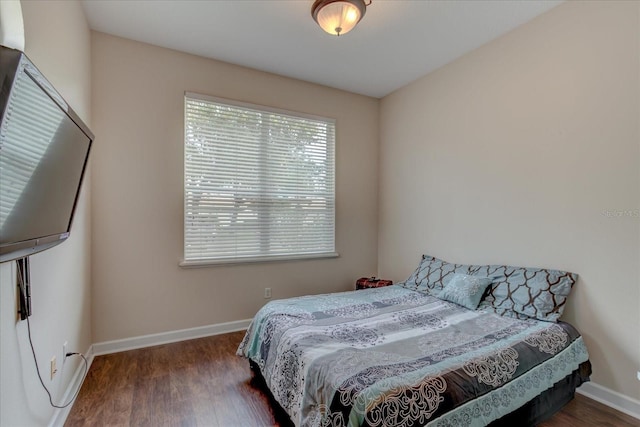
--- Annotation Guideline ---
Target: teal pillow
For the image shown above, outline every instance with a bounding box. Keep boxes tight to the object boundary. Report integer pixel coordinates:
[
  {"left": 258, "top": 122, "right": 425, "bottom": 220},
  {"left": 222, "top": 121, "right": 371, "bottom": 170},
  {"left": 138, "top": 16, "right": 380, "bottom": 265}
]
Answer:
[{"left": 437, "top": 274, "right": 492, "bottom": 310}]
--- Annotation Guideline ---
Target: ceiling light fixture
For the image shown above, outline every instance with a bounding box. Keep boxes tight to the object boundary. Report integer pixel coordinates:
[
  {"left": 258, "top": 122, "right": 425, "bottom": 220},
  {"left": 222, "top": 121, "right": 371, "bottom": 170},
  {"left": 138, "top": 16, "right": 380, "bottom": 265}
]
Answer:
[{"left": 311, "top": 0, "right": 371, "bottom": 36}]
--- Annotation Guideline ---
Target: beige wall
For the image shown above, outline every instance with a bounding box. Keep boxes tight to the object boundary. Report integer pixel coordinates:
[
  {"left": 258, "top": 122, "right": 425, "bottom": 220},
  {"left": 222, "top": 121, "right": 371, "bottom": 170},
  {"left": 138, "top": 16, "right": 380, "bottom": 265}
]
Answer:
[
  {"left": 90, "top": 33, "right": 379, "bottom": 342},
  {"left": 379, "top": 0, "right": 639, "bottom": 401},
  {"left": 0, "top": 1, "right": 92, "bottom": 425}
]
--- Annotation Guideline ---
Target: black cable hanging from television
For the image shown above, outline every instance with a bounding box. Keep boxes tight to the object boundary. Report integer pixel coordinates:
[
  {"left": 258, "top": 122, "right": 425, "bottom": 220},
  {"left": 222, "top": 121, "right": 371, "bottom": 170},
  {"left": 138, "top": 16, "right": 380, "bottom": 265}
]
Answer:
[{"left": 17, "top": 259, "right": 88, "bottom": 409}]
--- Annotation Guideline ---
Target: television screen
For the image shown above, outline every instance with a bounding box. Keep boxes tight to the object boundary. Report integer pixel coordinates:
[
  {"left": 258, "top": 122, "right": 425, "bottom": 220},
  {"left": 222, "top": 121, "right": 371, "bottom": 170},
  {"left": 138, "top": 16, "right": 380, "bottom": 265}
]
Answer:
[{"left": 0, "top": 47, "right": 94, "bottom": 263}]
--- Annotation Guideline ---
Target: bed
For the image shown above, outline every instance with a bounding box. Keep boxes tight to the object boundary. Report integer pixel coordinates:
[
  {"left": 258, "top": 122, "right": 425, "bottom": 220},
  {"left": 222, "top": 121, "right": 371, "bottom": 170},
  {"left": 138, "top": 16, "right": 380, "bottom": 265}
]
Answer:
[{"left": 237, "top": 255, "right": 591, "bottom": 427}]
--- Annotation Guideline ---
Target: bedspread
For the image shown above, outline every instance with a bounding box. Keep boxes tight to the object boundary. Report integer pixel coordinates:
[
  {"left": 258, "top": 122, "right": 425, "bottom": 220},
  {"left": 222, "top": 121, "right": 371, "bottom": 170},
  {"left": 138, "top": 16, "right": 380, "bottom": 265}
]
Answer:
[{"left": 237, "top": 285, "right": 589, "bottom": 427}]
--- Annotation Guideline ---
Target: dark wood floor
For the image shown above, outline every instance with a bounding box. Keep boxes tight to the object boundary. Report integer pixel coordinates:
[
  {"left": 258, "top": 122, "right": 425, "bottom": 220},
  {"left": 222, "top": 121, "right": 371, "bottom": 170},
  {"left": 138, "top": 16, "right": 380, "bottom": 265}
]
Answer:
[{"left": 66, "top": 331, "right": 640, "bottom": 427}]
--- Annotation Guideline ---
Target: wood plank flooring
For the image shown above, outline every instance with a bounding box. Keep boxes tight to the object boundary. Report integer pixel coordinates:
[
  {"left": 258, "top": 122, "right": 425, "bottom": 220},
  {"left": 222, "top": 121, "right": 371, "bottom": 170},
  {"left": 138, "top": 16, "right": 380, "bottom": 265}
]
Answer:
[{"left": 66, "top": 331, "right": 640, "bottom": 427}]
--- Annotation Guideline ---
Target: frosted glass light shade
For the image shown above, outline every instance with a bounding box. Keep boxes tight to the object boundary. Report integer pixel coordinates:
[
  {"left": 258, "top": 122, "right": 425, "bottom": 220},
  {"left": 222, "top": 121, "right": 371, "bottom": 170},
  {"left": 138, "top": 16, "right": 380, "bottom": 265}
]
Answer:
[{"left": 311, "top": 0, "right": 367, "bottom": 36}]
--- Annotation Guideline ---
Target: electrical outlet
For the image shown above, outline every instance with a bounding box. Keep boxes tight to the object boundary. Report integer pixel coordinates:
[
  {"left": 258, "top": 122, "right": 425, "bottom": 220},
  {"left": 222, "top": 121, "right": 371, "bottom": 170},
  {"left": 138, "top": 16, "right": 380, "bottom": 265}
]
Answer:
[
  {"left": 63, "top": 341, "right": 68, "bottom": 362},
  {"left": 50, "top": 356, "right": 57, "bottom": 380},
  {"left": 264, "top": 288, "right": 272, "bottom": 299}
]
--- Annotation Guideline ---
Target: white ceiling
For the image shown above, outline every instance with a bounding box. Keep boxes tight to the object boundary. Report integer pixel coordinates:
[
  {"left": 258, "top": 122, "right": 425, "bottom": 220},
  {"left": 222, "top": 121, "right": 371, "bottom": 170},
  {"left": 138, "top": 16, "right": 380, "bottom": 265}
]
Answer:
[{"left": 82, "top": 0, "right": 562, "bottom": 98}]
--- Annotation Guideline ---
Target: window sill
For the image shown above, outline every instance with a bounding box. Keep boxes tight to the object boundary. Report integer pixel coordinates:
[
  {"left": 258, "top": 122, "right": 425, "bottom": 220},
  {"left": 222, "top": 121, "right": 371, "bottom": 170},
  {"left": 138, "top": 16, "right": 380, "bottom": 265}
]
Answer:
[{"left": 179, "top": 252, "right": 340, "bottom": 268}]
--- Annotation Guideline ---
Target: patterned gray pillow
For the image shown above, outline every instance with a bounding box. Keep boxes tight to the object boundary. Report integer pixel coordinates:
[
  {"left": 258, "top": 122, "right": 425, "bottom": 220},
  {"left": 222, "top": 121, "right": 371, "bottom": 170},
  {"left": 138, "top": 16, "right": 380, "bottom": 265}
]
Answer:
[
  {"left": 399, "top": 255, "right": 472, "bottom": 295},
  {"left": 474, "top": 264, "right": 578, "bottom": 322}
]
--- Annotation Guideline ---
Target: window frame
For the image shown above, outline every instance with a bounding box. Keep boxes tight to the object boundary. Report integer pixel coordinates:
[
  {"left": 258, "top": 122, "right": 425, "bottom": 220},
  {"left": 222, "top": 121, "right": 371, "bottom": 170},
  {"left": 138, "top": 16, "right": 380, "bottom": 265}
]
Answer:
[{"left": 180, "top": 92, "right": 338, "bottom": 267}]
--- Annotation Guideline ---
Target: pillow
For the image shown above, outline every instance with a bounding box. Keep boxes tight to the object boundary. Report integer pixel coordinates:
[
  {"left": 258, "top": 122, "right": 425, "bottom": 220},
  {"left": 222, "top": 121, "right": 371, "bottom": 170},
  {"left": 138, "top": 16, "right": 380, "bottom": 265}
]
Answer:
[
  {"left": 399, "top": 254, "right": 578, "bottom": 322},
  {"left": 399, "top": 255, "right": 472, "bottom": 295},
  {"left": 475, "top": 265, "right": 578, "bottom": 322},
  {"left": 436, "top": 274, "right": 492, "bottom": 310}
]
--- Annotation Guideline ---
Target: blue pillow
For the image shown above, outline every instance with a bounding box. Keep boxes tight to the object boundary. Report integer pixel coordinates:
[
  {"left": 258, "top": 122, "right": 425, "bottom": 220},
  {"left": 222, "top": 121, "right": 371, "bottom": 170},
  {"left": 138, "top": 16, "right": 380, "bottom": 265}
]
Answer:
[{"left": 437, "top": 274, "right": 492, "bottom": 310}]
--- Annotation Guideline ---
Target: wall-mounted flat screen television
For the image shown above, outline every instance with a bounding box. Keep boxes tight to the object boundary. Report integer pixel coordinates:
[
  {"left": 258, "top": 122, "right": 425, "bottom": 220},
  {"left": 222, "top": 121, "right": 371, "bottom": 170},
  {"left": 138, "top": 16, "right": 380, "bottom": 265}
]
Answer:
[{"left": 0, "top": 46, "right": 94, "bottom": 263}]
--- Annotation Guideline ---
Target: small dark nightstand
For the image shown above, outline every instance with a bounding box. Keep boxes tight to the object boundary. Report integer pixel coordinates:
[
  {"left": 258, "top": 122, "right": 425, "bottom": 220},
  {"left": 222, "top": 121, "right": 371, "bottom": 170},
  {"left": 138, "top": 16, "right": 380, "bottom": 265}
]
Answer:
[{"left": 356, "top": 277, "right": 393, "bottom": 290}]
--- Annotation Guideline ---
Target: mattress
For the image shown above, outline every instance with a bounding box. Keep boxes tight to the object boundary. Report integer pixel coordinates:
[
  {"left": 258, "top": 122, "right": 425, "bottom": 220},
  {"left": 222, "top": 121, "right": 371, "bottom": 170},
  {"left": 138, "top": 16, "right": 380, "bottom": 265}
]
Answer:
[{"left": 237, "top": 285, "right": 590, "bottom": 427}]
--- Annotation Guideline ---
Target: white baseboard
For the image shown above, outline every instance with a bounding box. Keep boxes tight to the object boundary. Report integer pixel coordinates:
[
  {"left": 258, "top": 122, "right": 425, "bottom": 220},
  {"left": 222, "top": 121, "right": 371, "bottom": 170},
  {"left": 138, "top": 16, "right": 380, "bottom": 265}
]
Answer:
[
  {"left": 577, "top": 382, "right": 640, "bottom": 420},
  {"left": 48, "top": 344, "right": 95, "bottom": 427},
  {"left": 92, "top": 318, "right": 252, "bottom": 356}
]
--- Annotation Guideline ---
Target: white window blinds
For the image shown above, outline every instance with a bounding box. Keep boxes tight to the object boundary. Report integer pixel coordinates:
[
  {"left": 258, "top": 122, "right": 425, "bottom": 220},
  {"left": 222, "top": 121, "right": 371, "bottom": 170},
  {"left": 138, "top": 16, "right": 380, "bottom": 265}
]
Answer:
[{"left": 184, "top": 93, "right": 336, "bottom": 264}]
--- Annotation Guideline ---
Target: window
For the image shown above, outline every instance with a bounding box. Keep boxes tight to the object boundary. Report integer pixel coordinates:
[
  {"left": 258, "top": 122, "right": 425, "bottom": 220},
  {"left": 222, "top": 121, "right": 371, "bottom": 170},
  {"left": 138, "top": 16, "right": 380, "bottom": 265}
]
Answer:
[{"left": 183, "top": 93, "right": 336, "bottom": 265}]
